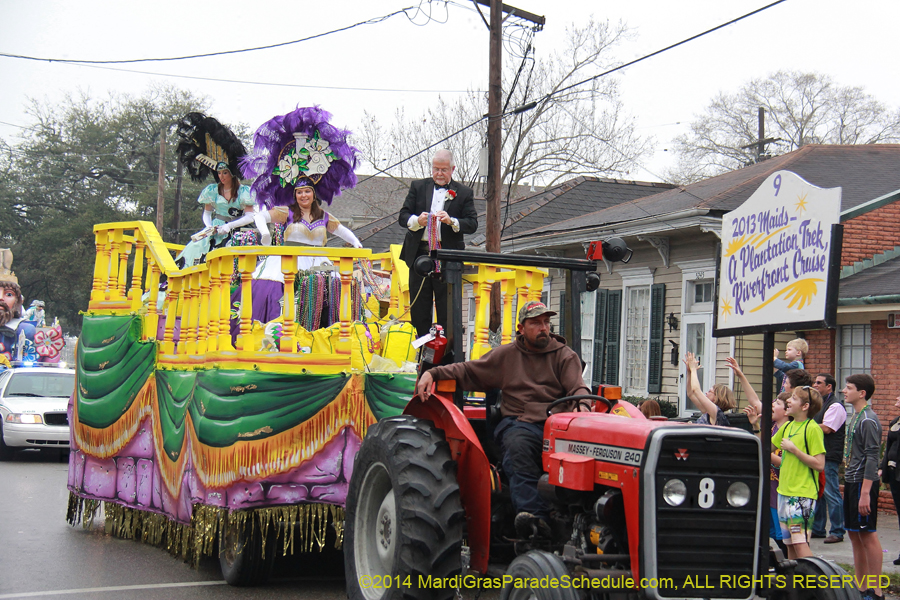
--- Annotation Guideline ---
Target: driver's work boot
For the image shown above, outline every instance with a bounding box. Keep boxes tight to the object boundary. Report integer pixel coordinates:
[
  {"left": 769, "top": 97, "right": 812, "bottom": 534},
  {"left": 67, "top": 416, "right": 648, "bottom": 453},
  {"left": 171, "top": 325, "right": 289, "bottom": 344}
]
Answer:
[{"left": 515, "top": 512, "right": 551, "bottom": 540}]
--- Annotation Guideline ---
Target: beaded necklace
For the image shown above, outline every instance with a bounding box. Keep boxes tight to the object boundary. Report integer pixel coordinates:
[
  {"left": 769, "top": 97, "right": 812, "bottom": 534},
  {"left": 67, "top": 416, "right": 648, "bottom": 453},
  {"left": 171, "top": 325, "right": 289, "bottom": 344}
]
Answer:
[
  {"left": 297, "top": 272, "right": 326, "bottom": 331},
  {"left": 843, "top": 407, "right": 866, "bottom": 465},
  {"left": 357, "top": 259, "right": 389, "bottom": 302},
  {"left": 428, "top": 213, "right": 442, "bottom": 273},
  {"left": 328, "top": 274, "right": 341, "bottom": 325}
]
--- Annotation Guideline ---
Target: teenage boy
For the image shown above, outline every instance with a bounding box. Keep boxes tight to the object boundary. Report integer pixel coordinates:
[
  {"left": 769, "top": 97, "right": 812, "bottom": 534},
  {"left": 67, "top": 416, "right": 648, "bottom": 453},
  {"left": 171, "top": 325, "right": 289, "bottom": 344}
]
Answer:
[
  {"left": 842, "top": 374, "right": 883, "bottom": 600},
  {"left": 771, "top": 385, "right": 825, "bottom": 559},
  {"left": 811, "top": 373, "right": 846, "bottom": 543},
  {"left": 774, "top": 338, "right": 807, "bottom": 393}
]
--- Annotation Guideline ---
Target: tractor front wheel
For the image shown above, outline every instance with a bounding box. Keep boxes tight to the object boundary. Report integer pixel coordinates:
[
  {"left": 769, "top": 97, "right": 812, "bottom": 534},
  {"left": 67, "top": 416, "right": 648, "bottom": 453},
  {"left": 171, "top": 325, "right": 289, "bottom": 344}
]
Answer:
[
  {"left": 345, "top": 415, "right": 465, "bottom": 600},
  {"left": 791, "top": 557, "right": 861, "bottom": 600},
  {"left": 501, "top": 550, "right": 581, "bottom": 600}
]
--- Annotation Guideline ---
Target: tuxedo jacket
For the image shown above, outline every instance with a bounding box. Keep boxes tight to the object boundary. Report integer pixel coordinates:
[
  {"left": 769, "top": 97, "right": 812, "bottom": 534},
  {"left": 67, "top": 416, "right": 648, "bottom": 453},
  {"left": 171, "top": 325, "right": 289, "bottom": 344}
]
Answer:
[{"left": 398, "top": 178, "right": 478, "bottom": 267}]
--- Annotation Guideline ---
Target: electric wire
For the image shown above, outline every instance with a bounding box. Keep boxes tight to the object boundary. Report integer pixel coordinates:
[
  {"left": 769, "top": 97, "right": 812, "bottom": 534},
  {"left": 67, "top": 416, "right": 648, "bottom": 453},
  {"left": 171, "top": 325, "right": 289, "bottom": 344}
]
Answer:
[
  {"left": 0, "top": 4, "right": 427, "bottom": 64},
  {"left": 60, "top": 62, "right": 481, "bottom": 94},
  {"left": 530, "top": 0, "right": 788, "bottom": 110}
]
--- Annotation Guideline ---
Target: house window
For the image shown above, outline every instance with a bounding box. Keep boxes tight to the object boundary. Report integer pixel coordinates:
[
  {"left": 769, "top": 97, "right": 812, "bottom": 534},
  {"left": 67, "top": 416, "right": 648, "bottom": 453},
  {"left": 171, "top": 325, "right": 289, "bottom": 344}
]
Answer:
[
  {"left": 837, "top": 324, "right": 871, "bottom": 394},
  {"left": 689, "top": 280, "right": 714, "bottom": 312},
  {"left": 622, "top": 285, "right": 651, "bottom": 394}
]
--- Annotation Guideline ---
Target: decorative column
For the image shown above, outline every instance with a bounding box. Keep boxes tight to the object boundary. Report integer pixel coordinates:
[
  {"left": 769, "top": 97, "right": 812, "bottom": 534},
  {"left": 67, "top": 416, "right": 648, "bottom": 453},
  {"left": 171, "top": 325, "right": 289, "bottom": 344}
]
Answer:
[
  {"left": 236, "top": 254, "right": 254, "bottom": 352},
  {"left": 207, "top": 258, "right": 221, "bottom": 353},
  {"left": 337, "top": 256, "right": 353, "bottom": 354},
  {"left": 128, "top": 241, "right": 146, "bottom": 312},
  {"left": 161, "top": 276, "right": 182, "bottom": 355},
  {"left": 91, "top": 230, "right": 111, "bottom": 305},
  {"left": 218, "top": 256, "right": 235, "bottom": 352},
  {"left": 281, "top": 254, "right": 297, "bottom": 353}
]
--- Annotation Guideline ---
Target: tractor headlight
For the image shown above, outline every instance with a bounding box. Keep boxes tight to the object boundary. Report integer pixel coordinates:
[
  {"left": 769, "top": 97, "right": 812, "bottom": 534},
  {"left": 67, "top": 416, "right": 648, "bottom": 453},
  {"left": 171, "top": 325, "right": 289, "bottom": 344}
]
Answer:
[
  {"left": 662, "top": 478, "right": 686, "bottom": 506},
  {"left": 726, "top": 482, "right": 751, "bottom": 508}
]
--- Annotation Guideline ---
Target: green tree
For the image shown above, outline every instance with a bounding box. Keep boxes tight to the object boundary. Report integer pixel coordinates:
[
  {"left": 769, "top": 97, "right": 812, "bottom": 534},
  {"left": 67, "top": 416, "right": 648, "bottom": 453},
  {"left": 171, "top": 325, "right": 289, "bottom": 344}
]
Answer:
[
  {"left": 0, "top": 84, "right": 215, "bottom": 333},
  {"left": 666, "top": 70, "right": 900, "bottom": 184}
]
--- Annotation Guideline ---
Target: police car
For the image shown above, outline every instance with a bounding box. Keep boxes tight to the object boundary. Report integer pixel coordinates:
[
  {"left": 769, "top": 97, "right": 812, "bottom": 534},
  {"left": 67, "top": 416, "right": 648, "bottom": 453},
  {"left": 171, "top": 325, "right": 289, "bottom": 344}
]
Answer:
[{"left": 0, "top": 365, "right": 75, "bottom": 459}]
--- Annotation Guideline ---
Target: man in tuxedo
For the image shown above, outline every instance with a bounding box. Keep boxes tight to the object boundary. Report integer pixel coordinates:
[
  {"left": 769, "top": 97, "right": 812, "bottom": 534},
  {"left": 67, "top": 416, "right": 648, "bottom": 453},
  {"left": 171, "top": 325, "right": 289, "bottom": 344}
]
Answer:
[{"left": 399, "top": 149, "right": 478, "bottom": 338}]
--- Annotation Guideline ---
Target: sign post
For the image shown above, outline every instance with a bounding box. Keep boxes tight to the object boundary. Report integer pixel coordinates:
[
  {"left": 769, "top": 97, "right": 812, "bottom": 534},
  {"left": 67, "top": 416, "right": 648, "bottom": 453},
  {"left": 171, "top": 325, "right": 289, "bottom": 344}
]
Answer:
[{"left": 713, "top": 170, "right": 843, "bottom": 573}]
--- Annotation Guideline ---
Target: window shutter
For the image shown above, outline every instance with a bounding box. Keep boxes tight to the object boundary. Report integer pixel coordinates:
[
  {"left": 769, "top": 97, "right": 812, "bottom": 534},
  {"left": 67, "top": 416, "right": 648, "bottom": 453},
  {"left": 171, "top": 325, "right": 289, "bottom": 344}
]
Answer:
[
  {"left": 648, "top": 283, "right": 666, "bottom": 394},
  {"left": 591, "top": 289, "right": 608, "bottom": 389},
  {"left": 604, "top": 290, "right": 622, "bottom": 385}
]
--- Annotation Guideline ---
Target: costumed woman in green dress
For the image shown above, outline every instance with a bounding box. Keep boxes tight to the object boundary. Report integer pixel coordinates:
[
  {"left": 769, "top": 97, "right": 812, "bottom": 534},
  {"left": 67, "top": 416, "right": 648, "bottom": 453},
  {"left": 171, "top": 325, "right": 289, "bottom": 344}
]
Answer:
[{"left": 174, "top": 113, "right": 255, "bottom": 268}]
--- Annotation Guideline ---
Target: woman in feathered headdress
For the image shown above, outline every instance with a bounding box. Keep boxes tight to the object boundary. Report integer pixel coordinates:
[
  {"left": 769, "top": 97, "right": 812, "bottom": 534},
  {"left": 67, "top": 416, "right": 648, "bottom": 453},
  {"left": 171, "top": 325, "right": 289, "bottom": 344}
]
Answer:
[
  {"left": 221, "top": 106, "right": 363, "bottom": 336},
  {"left": 174, "top": 113, "right": 256, "bottom": 268}
]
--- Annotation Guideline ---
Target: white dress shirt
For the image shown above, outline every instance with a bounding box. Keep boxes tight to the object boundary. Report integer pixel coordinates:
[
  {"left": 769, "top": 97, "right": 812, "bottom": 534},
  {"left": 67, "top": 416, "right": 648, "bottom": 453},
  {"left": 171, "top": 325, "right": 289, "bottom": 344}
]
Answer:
[{"left": 406, "top": 185, "right": 460, "bottom": 240}]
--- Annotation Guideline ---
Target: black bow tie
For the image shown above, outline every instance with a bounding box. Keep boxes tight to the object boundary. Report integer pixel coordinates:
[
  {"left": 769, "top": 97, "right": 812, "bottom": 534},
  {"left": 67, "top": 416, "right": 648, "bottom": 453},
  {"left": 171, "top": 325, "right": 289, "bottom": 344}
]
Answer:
[{"left": 435, "top": 184, "right": 450, "bottom": 191}]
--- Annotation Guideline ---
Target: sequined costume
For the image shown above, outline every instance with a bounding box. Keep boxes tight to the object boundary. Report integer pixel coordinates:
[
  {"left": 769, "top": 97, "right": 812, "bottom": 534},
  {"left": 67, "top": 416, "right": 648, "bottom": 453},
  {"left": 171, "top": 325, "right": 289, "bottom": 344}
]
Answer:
[{"left": 176, "top": 184, "right": 255, "bottom": 268}]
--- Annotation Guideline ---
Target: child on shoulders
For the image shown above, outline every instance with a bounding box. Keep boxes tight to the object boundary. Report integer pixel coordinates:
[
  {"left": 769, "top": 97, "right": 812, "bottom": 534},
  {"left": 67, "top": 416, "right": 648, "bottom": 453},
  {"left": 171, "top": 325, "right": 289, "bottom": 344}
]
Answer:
[{"left": 774, "top": 338, "right": 807, "bottom": 394}]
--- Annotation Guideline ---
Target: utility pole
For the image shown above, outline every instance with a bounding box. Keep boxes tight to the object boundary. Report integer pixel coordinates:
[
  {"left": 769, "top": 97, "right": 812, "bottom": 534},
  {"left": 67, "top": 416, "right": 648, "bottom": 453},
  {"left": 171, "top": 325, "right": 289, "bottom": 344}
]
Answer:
[
  {"left": 740, "top": 107, "right": 781, "bottom": 163},
  {"left": 173, "top": 160, "right": 183, "bottom": 244},
  {"left": 156, "top": 127, "right": 166, "bottom": 234},
  {"left": 475, "top": 0, "right": 544, "bottom": 329}
]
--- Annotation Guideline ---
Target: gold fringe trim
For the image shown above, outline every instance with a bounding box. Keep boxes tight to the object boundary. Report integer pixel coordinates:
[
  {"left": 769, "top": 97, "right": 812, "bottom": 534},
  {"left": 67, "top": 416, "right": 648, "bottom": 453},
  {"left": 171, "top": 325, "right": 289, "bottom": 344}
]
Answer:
[
  {"left": 66, "top": 492, "right": 102, "bottom": 529},
  {"left": 66, "top": 494, "right": 343, "bottom": 567},
  {"left": 72, "top": 376, "right": 156, "bottom": 459},
  {"left": 149, "top": 376, "right": 190, "bottom": 500},
  {"left": 188, "top": 374, "right": 376, "bottom": 490}
]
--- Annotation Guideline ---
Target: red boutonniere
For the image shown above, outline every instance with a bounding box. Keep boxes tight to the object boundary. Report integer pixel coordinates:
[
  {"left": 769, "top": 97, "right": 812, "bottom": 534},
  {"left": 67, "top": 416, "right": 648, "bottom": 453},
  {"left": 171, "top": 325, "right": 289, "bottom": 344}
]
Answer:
[{"left": 446, "top": 189, "right": 457, "bottom": 200}]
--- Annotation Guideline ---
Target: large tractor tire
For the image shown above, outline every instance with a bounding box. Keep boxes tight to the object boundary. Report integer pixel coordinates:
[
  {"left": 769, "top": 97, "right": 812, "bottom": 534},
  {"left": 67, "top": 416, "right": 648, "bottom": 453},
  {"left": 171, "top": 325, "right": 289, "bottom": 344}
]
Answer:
[
  {"left": 500, "top": 550, "right": 580, "bottom": 600},
  {"left": 345, "top": 415, "right": 465, "bottom": 600},
  {"left": 792, "top": 556, "right": 862, "bottom": 600},
  {"left": 218, "top": 514, "right": 276, "bottom": 586}
]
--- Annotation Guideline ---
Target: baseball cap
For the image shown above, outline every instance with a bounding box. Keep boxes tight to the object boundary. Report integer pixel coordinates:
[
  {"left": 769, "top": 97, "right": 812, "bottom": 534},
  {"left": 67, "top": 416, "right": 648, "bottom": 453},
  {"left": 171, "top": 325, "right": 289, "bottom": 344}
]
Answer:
[{"left": 517, "top": 301, "right": 557, "bottom": 324}]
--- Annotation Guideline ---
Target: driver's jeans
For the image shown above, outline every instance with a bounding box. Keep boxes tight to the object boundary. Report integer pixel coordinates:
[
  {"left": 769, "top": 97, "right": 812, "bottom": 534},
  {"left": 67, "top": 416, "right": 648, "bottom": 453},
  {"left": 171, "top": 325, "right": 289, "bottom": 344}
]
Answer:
[{"left": 495, "top": 416, "right": 551, "bottom": 521}]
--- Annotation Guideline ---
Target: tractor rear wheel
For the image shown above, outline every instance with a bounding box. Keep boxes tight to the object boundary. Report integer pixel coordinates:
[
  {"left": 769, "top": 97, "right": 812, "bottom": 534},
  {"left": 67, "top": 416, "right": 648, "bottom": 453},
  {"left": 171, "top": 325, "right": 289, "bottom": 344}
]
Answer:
[
  {"left": 500, "top": 550, "right": 580, "bottom": 600},
  {"left": 345, "top": 415, "right": 465, "bottom": 600}
]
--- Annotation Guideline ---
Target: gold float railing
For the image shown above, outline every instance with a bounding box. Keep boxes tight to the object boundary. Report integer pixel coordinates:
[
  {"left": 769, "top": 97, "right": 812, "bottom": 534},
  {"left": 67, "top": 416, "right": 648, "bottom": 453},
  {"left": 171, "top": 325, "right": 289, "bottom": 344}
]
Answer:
[{"left": 89, "top": 221, "right": 547, "bottom": 371}]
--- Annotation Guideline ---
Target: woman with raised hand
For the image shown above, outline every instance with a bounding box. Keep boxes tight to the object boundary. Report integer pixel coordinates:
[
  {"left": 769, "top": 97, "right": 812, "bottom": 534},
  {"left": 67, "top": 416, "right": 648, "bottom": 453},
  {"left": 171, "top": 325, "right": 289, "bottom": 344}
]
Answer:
[{"left": 684, "top": 351, "right": 734, "bottom": 427}]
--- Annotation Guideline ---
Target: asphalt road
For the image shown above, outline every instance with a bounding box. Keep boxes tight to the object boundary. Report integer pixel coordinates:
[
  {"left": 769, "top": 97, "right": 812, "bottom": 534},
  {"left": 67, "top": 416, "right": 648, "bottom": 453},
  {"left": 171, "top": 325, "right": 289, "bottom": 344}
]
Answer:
[{"left": 0, "top": 450, "right": 349, "bottom": 600}]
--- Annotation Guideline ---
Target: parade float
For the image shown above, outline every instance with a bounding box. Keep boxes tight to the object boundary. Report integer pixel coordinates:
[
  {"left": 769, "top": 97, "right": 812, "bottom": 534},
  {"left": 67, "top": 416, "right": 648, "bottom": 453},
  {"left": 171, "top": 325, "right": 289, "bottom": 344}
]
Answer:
[{"left": 65, "top": 220, "right": 548, "bottom": 585}]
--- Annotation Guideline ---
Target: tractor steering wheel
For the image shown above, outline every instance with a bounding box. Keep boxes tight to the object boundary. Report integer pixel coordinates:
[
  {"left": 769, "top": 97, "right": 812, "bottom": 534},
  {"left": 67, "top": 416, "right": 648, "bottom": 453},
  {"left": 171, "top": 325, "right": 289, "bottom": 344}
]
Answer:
[{"left": 546, "top": 394, "right": 615, "bottom": 417}]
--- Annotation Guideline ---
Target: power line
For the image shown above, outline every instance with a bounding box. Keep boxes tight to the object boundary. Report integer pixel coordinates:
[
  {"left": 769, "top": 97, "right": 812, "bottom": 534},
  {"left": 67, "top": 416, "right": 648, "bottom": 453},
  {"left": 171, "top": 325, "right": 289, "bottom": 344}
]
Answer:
[
  {"left": 533, "top": 0, "right": 788, "bottom": 109},
  {"left": 66, "top": 62, "right": 482, "bottom": 94},
  {"left": 0, "top": 5, "right": 424, "bottom": 65},
  {"left": 359, "top": 1, "right": 787, "bottom": 212}
]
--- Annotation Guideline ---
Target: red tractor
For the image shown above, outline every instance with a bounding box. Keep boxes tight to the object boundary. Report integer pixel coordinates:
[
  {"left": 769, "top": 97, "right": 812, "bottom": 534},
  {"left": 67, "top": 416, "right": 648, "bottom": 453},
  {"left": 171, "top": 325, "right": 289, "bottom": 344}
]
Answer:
[{"left": 344, "top": 246, "right": 857, "bottom": 600}]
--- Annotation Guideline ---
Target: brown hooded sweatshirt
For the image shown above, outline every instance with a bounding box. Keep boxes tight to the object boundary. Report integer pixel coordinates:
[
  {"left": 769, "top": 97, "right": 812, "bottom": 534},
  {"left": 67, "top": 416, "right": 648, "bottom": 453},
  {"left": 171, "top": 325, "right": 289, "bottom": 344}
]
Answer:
[{"left": 427, "top": 333, "right": 589, "bottom": 423}]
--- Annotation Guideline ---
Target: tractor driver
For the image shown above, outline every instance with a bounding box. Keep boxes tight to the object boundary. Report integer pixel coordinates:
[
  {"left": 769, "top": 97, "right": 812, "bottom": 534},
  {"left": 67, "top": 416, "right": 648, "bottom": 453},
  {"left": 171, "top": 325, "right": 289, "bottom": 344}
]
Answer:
[{"left": 416, "top": 300, "right": 590, "bottom": 539}]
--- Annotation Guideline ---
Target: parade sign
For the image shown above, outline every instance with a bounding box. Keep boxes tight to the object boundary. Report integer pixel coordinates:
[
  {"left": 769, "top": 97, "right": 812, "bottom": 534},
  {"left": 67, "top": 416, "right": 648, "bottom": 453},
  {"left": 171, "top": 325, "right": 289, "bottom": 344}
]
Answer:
[{"left": 714, "top": 171, "right": 842, "bottom": 337}]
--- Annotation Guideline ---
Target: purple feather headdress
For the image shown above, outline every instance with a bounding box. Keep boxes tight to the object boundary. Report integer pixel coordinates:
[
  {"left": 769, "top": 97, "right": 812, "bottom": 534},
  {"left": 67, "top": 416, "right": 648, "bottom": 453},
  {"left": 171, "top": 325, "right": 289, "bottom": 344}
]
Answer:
[{"left": 241, "top": 106, "right": 359, "bottom": 208}]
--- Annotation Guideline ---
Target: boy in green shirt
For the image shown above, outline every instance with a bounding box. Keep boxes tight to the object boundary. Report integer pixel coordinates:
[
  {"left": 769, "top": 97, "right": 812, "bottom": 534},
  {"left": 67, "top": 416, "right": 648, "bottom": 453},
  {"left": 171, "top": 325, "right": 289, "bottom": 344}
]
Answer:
[{"left": 771, "top": 385, "right": 826, "bottom": 559}]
